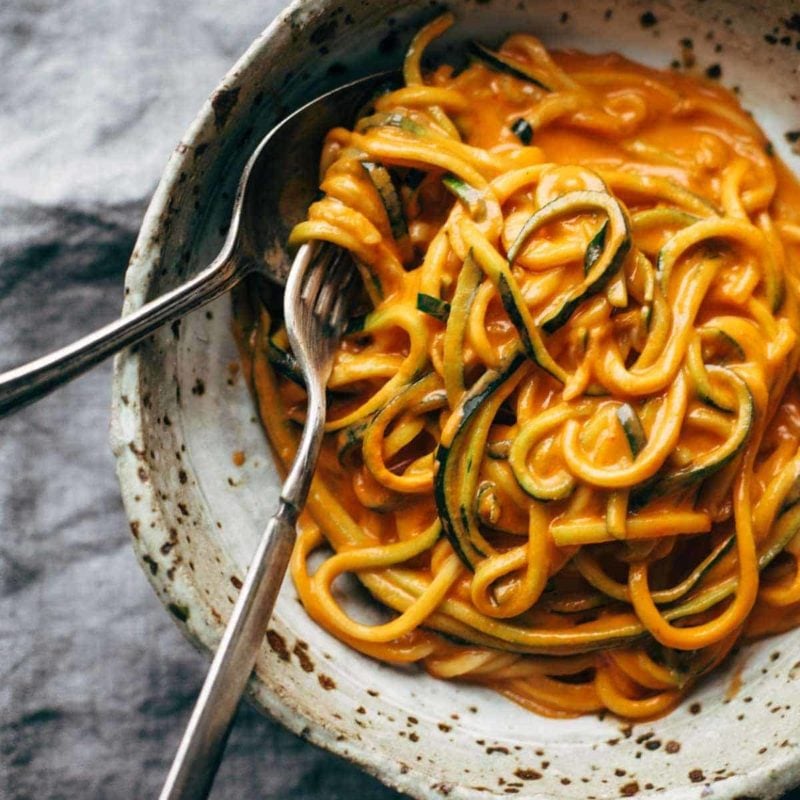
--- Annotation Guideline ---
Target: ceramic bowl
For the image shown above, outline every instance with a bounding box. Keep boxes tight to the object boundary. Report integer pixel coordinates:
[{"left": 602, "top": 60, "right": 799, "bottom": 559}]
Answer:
[{"left": 111, "top": 1, "right": 800, "bottom": 797}]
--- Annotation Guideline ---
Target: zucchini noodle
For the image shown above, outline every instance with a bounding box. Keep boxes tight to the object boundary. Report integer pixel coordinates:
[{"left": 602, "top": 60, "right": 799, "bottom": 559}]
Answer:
[{"left": 239, "top": 15, "right": 800, "bottom": 719}]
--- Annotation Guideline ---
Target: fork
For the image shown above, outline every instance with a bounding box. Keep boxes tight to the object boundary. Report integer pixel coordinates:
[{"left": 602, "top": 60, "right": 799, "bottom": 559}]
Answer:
[{"left": 159, "top": 238, "right": 355, "bottom": 800}]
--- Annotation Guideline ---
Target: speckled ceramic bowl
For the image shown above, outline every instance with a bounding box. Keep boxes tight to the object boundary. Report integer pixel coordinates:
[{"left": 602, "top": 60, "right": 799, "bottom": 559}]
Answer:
[{"left": 111, "top": 2, "right": 800, "bottom": 797}]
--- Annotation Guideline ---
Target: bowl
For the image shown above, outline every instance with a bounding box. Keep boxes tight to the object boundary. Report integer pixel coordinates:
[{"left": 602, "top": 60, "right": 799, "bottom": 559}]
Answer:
[{"left": 110, "top": 1, "right": 800, "bottom": 797}]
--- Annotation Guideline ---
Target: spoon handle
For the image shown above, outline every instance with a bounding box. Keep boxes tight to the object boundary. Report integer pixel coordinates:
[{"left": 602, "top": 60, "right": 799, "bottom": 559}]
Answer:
[{"left": 0, "top": 254, "right": 241, "bottom": 418}]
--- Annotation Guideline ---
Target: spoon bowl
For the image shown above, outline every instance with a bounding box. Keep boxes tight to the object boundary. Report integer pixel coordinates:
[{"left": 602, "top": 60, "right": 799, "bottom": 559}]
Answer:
[{"left": 229, "top": 70, "right": 395, "bottom": 286}]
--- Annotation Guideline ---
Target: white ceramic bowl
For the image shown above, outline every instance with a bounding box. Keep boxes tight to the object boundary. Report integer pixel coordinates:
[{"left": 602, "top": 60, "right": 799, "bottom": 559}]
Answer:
[{"left": 111, "top": 2, "right": 800, "bottom": 797}]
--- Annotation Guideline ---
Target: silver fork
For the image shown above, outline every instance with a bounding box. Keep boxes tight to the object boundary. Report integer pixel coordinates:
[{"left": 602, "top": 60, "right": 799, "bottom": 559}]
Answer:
[{"left": 159, "top": 238, "right": 355, "bottom": 800}]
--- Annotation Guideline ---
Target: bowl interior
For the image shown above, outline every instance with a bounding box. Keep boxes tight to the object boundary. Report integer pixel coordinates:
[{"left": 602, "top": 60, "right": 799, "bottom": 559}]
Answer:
[{"left": 112, "top": 1, "right": 800, "bottom": 798}]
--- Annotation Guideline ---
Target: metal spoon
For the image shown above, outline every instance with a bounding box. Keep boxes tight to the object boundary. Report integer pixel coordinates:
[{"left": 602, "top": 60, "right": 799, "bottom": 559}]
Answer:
[{"left": 0, "top": 71, "right": 392, "bottom": 417}]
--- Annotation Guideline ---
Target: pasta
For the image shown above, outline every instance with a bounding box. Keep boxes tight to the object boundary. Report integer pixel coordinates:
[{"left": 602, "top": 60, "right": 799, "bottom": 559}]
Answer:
[{"left": 239, "top": 14, "right": 800, "bottom": 719}]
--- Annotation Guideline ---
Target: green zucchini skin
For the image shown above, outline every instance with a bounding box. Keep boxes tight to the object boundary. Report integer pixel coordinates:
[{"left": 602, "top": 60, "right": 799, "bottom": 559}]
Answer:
[
  {"left": 511, "top": 117, "right": 533, "bottom": 145},
  {"left": 267, "top": 339, "right": 304, "bottom": 387},
  {"left": 356, "top": 111, "right": 426, "bottom": 135},
  {"left": 417, "top": 292, "right": 451, "bottom": 322},
  {"left": 435, "top": 352, "right": 527, "bottom": 570},
  {"left": 632, "top": 366, "right": 753, "bottom": 507},
  {"left": 468, "top": 41, "right": 553, "bottom": 91},
  {"left": 362, "top": 160, "right": 409, "bottom": 244},
  {"left": 584, "top": 221, "right": 608, "bottom": 276},
  {"left": 444, "top": 251, "right": 483, "bottom": 405},
  {"left": 443, "top": 174, "right": 487, "bottom": 221},
  {"left": 616, "top": 403, "right": 646, "bottom": 458},
  {"left": 344, "top": 313, "right": 368, "bottom": 334},
  {"left": 336, "top": 420, "right": 369, "bottom": 466},
  {"left": 337, "top": 380, "right": 446, "bottom": 467},
  {"left": 507, "top": 190, "right": 632, "bottom": 334},
  {"left": 699, "top": 327, "right": 745, "bottom": 363},
  {"left": 663, "top": 503, "right": 800, "bottom": 627}
]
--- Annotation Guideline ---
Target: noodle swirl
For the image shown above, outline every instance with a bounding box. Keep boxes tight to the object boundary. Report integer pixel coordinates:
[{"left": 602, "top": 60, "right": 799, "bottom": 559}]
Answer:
[{"left": 239, "top": 15, "right": 800, "bottom": 719}]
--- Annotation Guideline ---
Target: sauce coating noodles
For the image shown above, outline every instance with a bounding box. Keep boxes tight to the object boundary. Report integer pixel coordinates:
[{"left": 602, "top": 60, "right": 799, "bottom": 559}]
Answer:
[{"left": 241, "top": 15, "right": 800, "bottom": 718}]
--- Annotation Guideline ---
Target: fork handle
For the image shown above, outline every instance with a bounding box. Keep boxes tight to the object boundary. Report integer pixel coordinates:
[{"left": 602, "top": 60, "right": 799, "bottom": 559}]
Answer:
[
  {"left": 0, "top": 253, "right": 241, "bottom": 418},
  {"left": 158, "top": 502, "right": 297, "bottom": 800}
]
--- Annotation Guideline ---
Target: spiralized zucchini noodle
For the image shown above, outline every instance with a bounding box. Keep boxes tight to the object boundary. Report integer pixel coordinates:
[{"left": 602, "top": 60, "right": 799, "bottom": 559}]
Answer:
[{"left": 238, "top": 14, "right": 800, "bottom": 719}]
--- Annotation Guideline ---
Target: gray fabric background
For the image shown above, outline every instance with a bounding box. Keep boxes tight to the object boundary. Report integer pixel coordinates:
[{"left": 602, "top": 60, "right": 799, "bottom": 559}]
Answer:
[{"left": 0, "top": 2, "right": 400, "bottom": 797}]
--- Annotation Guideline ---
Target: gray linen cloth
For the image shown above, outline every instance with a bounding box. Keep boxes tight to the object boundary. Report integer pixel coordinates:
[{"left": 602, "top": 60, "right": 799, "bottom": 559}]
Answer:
[{"left": 0, "top": 2, "right": 400, "bottom": 797}]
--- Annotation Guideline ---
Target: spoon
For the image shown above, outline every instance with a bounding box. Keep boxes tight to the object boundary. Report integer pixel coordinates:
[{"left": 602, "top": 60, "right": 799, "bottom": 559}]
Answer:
[{"left": 0, "top": 70, "right": 393, "bottom": 417}]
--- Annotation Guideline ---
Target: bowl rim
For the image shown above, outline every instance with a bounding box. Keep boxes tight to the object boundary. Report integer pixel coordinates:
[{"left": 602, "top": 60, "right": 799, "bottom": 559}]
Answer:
[{"left": 109, "top": 2, "right": 800, "bottom": 798}]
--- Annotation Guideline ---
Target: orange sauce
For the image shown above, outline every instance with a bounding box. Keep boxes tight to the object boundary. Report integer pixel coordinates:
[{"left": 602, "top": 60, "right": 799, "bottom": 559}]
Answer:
[{"left": 246, "top": 17, "right": 800, "bottom": 719}]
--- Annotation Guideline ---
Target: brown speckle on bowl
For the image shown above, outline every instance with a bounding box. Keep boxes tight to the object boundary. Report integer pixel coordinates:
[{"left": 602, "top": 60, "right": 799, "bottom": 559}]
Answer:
[
  {"left": 645, "top": 740, "right": 661, "bottom": 751},
  {"left": 620, "top": 781, "right": 640, "bottom": 796},
  {"left": 266, "top": 628, "right": 290, "bottom": 661},
  {"left": 640, "top": 11, "right": 658, "bottom": 28},
  {"left": 318, "top": 673, "right": 336, "bottom": 691},
  {"left": 705, "top": 63, "right": 722, "bottom": 79},
  {"left": 230, "top": 574, "right": 242, "bottom": 589},
  {"left": 211, "top": 87, "right": 240, "bottom": 129},
  {"left": 689, "top": 769, "right": 706, "bottom": 783},
  {"left": 513, "top": 768, "right": 541, "bottom": 781},
  {"left": 128, "top": 441, "right": 145, "bottom": 458},
  {"left": 293, "top": 641, "right": 314, "bottom": 672}
]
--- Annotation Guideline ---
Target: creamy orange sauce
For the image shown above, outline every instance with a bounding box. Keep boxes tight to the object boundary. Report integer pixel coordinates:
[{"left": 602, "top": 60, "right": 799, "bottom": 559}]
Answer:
[{"left": 244, "top": 16, "right": 800, "bottom": 719}]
